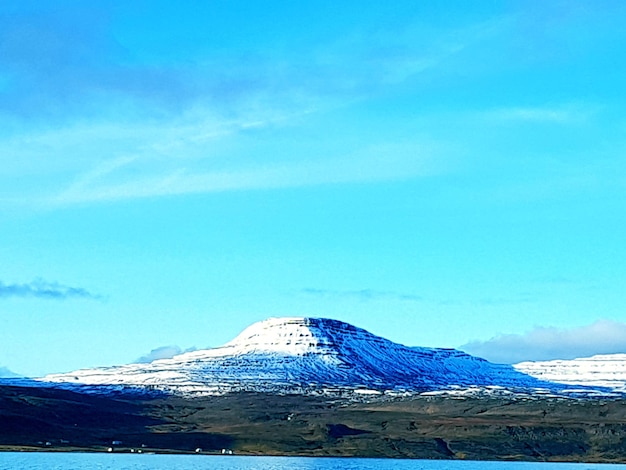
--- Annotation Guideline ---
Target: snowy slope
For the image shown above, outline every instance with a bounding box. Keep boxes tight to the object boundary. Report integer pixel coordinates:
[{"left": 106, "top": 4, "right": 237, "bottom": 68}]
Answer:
[
  {"left": 514, "top": 354, "right": 626, "bottom": 393},
  {"left": 34, "top": 317, "right": 547, "bottom": 397}
]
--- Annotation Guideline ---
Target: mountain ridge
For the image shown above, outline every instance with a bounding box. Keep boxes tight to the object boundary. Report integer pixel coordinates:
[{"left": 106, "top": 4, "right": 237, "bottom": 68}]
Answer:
[
  {"left": 3, "top": 317, "right": 624, "bottom": 398},
  {"left": 514, "top": 353, "right": 626, "bottom": 393},
  {"left": 2, "top": 317, "right": 626, "bottom": 460},
  {"left": 15, "top": 317, "right": 578, "bottom": 397}
]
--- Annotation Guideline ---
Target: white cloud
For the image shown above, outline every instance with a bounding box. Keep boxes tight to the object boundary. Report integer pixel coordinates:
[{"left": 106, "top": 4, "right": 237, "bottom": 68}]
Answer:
[
  {"left": 134, "top": 345, "right": 196, "bottom": 364},
  {"left": 461, "top": 319, "right": 626, "bottom": 364}
]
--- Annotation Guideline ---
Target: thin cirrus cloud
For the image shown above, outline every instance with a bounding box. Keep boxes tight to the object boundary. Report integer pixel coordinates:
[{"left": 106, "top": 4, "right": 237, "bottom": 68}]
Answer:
[
  {"left": 2, "top": 6, "right": 490, "bottom": 209},
  {"left": 302, "top": 288, "right": 422, "bottom": 302},
  {"left": 0, "top": 279, "right": 101, "bottom": 300},
  {"left": 461, "top": 319, "right": 626, "bottom": 364},
  {"left": 50, "top": 140, "right": 441, "bottom": 206},
  {"left": 0, "top": 5, "right": 473, "bottom": 122}
]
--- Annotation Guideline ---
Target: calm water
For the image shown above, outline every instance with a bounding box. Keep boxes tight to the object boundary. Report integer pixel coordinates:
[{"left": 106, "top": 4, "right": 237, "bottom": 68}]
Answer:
[{"left": 0, "top": 454, "right": 625, "bottom": 470}]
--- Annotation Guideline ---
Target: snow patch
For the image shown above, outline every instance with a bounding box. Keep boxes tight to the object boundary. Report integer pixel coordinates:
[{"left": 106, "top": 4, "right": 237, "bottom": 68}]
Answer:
[{"left": 514, "top": 353, "right": 626, "bottom": 393}]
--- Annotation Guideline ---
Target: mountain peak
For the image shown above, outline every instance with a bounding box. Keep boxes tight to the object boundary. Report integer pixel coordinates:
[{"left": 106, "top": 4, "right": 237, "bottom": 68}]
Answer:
[
  {"left": 37, "top": 316, "right": 550, "bottom": 396},
  {"left": 220, "top": 317, "right": 378, "bottom": 357}
]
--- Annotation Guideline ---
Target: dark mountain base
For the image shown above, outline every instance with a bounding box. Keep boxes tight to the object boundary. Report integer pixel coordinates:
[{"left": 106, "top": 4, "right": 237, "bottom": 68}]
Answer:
[{"left": 2, "top": 385, "right": 626, "bottom": 462}]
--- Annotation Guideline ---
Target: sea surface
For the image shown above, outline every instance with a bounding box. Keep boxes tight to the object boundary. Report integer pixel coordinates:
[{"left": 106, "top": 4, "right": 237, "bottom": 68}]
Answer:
[{"left": 0, "top": 454, "right": 625, "bottom": 470}]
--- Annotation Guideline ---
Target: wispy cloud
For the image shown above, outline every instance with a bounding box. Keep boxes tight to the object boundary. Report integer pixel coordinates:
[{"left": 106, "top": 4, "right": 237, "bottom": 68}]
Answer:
[
  {"left": 0, "top": 279, "right": 101, "bottom": 300},
  {"left": 134, "top": 345, "right": 196, "bottom": 364},
  {"left": 2, "top": 5, "right": 476, "bottom": 208},
  {"left": 461, "top": 319, "right": 626, "bottom": 364},
  {"left": 302, "top": 288, "right": 422, "bottom": 302},
  {"left": 50, "top": 139, "right": 441, "bottom": 206},
  {"left": 0, "top": 5, "right": 470, "bottom": 123}
]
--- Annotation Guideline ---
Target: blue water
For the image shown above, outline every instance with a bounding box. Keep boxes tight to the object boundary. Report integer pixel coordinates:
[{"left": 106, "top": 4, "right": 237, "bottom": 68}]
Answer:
[{"left": 0, "top": 454, "right": 624, "bottom": 470}]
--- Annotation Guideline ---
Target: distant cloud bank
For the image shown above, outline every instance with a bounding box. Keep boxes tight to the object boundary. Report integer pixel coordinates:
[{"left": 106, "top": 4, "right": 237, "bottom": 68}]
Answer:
[
  {"left": 0, "top": 279, "right": 101, "bottom": 300},
  {"left": 461, "top": 319, "right": 626, "bottom": 364}
]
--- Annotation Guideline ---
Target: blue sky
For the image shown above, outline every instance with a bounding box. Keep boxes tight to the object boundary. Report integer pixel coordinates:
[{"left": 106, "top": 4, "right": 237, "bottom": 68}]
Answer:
[{"left": 2, "top": 1, "right": 626, "bottom": 377}]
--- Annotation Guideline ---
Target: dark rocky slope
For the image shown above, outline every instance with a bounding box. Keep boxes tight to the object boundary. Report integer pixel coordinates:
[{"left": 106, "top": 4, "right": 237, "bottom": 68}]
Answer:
[{"left": 2, "top": 384, "right": 626, "bottom": 462}]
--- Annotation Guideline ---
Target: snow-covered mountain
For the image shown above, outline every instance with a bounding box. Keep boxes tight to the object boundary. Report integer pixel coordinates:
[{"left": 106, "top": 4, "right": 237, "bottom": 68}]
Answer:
[
  {"left": 33, "top": 317, "right": 546, "bottom": 397},
  {"left": 514, "top": 354, "right": 626, "bottom": 393},
  {"left": 6, "top": 317, "right": 623, "bottom": 399}
]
